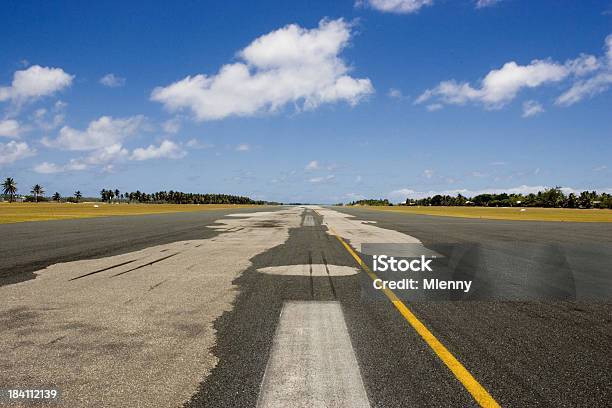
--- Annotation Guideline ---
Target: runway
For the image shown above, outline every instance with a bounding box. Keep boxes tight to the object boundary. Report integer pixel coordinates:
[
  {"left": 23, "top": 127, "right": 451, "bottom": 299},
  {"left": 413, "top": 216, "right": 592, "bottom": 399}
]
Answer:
[{"left": 1, "top": 206, "right": 610, "bottom": 407}]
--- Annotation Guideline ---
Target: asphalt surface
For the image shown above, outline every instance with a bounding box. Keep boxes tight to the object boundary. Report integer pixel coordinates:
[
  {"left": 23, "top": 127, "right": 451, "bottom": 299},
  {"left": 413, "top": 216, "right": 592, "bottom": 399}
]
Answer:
[
  {"left": 1, "top": 206, "right": 611, "bottom": 407},
  {"left": 339, "top": 207, "right": 612, "bottom": 301},
  {"left": 0, "top": 206, "right": 279, "bottom": 286}
]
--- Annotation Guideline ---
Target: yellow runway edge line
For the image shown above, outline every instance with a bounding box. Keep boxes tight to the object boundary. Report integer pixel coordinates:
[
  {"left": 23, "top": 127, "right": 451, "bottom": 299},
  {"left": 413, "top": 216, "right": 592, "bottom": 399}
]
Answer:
[{"left": 327, "top": 224, "right": 501, "bottom": 408}]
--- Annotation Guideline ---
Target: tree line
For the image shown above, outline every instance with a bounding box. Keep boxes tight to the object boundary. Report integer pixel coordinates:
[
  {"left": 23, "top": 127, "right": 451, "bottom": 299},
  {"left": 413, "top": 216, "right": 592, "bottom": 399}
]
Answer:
[
  {"left": 1, "top": 177, "right": 263, "bottom": 205},
  {"left": 343, "top": 187, "right": 612, "bottom": 209},
  {"left": 347, "top": 199, "right": 391, "bottom": 206},
  {"left": 404, "top": 187, "right": 612, "bottom": 209},
  {"left": 1, "top": 177, "right": 77, "bottom": 203},
  {"left": 99, "top": 188, "right": 264, "bottom": 204}
]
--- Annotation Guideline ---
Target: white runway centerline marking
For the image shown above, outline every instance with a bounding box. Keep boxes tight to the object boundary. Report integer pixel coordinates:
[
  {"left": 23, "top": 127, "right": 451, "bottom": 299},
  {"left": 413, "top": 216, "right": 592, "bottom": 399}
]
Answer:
[
  {"left": 303, "top": 214, "right": 316, "bottom": 226},
  {"left": 257, "top": 264, "right": 359, "bottom": 276},
  {"left": 257, "top": 301, "right": 370, "bottom": 408}
]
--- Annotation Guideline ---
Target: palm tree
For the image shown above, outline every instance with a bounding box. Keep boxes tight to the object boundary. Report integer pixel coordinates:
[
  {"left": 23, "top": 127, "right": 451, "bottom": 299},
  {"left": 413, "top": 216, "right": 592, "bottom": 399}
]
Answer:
[
  {"left": 74, "top": 190, "right": 82, "bottom": 203},
  {"left": 31, "top": 184, "right": 44, "bottom": 203},
  {"left": 114, "top": 189, "right": 120, "bottom": 202},
  {"left": 2, "top": 177, "right": 17, "bottom": 202},
  {"left": 52, "top": 192, "right": 61, "bottom": 202}
]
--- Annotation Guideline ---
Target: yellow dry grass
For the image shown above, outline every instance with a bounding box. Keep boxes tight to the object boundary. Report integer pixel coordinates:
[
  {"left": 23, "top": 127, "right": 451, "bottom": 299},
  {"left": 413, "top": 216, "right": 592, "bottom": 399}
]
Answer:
[
  {"left": 348, "top": 205, "right": 612, "bottom": 223},
  {"left": 0, "top": 202, "right": 263, "bottom": 224}
]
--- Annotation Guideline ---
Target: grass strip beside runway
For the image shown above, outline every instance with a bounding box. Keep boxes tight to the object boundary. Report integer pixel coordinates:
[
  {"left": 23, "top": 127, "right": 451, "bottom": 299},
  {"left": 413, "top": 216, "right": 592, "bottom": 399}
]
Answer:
[
  {"left": 0, "top": 202, "right": 263, "bottom": 224},
  {"left": 347, "top": 205, "right": 612, "bottom": 222}
]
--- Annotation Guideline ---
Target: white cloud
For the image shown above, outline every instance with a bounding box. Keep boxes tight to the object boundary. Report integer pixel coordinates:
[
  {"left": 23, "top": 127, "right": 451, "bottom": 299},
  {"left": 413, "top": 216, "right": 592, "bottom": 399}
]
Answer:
[
  {"left": 305, "top": 160, "right": 319, "bottom": 170},
  {"left": 388, "top": 188, "right": 419, "bottom": 201},
  {"left": 64, "top": 160, "right": 88, "bottom": 171},
  {"left": 423, "top": 169, "right": 434, "bottom": 179},
  {"left": 417, "top": 60, "right": 568, "bottom": 109},
  {"left": 345, "top": 192, "right": 366, "bottom": 201},
  {"left": 33, "top": 162, "right": 62, "bottom": 174},
  {"left": 418, "top": 34, "right": 612, "bottom": 111},
  {"left": 35, "top": 137, "right": 184, "bottom": 173},
  {"left": 522, "top": 100, "right": 544, "bottom": 117},
  {"left": 130, "top": 140, "right": 186, "bottom": 161},
  {"left": 426, "top": 103, "right": 443, "bottom": 111},
  {"left": 0, "top": 119, "right": 21, "bottom": 138},
  {"left": 387, "top": 88, "right": 404, "bottom": 99},
  {"left": 388, "top": 184, "right": 594, "bottom": 202},
  {"left": 34, "top": 144, "right": 128, "bottom": 173},
  {"left": 555, "top": 72, "right": 612, "bottom": 106},
  {"left": 185, "top": 138, "right": 213, "bottom": 149},
  {"left": 358, "top": 0, "right": 432, "bottom": 14},
  {"left": 475, "top": 0, "right": 501, "bottom": 8},
  {"left": 162, "top": 117, "right": 181, "bottom": 134},
  {"left": 478, "top": 60, "right": 570, "bottom": 105},
  {"left": 33, "top": 101, "right": 67, "bottom": 131},
  {"left": 0, "top": 141, "right": 35, "bottom": 165},
  {"left": 33, "top": 160, "right": 87, "bottom": 174},
  {"left": 36, "top": 144, "right": 129, "bottom": 173},
  {"left": 151, "top": 19, "right": 373, "bottom": 121},
  {"left": 555, "top": 35, "right": 612, "bottom": 105},
  {"left": 565, "top": 54, "right": 601, "bottom": 76},
  {"left": 236, "top": 143, "right": 250, "bottom": 152},
  {"left": 308, "top": 174, "right": 335, "bottom": 183},
  {"left": 88, "top": 143, "right": 129, "bottom": 164},
  {"left": 99, "top": 73, "right": 126, "bottom": 88},
  {"left": 0, "top": 65, "right": 73, "bottom": 104},
  {"left": 43, "top": 115, "right": 145, "bottom": 151}
]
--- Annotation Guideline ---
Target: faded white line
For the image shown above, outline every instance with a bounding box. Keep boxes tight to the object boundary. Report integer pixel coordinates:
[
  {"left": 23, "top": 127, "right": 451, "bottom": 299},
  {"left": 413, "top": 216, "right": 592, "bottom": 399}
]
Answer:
[
  {"left": 303, "top": 214, "right": 316, "bottom": 226},
  {"left": 257, "top": 301, "right": 370, "bottom": 408},
  {"left": 258, "top": 264, "right": 359, "bottom": 276},
  {"left": 312, "top": 206, "right": 440, "bottom": 257}
]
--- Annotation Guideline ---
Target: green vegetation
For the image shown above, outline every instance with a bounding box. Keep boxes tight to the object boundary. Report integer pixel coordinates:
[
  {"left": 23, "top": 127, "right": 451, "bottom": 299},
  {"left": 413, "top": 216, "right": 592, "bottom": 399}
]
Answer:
[
  {"left": 348, "top": 198, "right": 392, "bottom": 206},
  {"left": 31, "top": 184, "right": 44, "bottom": 203},
  {"left": 404, "top": 187, "right": 612, "bottom": 209},
  {"left": 0, "top": 177, "right": 269, "bottom": 224},
  {"left": 1, "top": 177, "right": 266, "bottom": 205},
  {"left": 2, "top": 177, "right": 17, "bottom": 202},
  {"left": 98, "top": 188, "right": 263, "bottom": 205},
  {"left": 344, "top": 187, "right": 612, "bottom": 222}
]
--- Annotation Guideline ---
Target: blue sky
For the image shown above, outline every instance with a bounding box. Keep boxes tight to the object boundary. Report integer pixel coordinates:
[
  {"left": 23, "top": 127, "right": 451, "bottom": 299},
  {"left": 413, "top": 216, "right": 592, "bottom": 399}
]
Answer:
[{"left": 1, "top": 0, "right": 611, "bottom": 203}]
